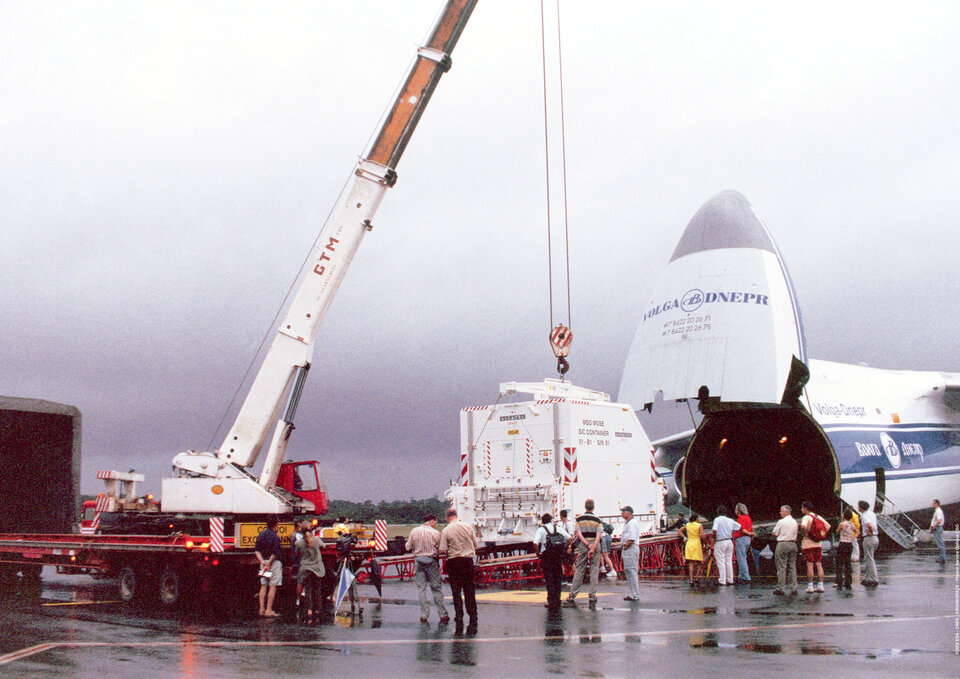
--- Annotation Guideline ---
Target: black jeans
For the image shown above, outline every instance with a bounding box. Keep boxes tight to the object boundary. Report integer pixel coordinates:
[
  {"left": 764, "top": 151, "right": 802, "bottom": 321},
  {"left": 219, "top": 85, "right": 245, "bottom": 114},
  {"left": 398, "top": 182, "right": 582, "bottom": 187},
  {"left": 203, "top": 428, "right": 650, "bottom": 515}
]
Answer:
[
  {"left": 446, "top": 556, "right": 477, "bottom": 623},
  {"left": 836, "top": 542, "right": 853, "bottom": 587},
  {"left": 540, "top": 551, "right": 563, "bottom": 608},
  {"left": 300, "top": 570, "right": 322, "bottom": 612}
]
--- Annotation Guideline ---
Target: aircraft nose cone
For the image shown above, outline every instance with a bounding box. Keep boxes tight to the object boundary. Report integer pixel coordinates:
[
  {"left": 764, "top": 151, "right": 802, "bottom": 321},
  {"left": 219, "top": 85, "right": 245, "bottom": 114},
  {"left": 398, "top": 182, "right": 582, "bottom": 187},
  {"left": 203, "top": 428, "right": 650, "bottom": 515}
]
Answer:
[{"left": 670, "top": 190, "right": 775, "bottom": 262}]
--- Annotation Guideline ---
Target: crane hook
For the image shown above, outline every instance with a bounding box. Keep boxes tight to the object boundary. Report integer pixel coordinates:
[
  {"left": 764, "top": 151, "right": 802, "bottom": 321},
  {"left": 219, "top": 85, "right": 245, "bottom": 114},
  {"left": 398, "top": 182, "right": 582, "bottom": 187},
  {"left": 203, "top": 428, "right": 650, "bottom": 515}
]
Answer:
[{"left": 549, "top": 324, "right": 572, "bottom": 377}]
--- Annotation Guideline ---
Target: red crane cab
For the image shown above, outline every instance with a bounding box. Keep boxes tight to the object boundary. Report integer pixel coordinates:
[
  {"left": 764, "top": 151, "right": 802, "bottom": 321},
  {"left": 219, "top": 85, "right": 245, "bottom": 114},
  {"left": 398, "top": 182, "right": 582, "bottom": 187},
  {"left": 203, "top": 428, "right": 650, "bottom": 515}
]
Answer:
[{"left": 276, "top": 460, "right": 328, "bottom": 515}]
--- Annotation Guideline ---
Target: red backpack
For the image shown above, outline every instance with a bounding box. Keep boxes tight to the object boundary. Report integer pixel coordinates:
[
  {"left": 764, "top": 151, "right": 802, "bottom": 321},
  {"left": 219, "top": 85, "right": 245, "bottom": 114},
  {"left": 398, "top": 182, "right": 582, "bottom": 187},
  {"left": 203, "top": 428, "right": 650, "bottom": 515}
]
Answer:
[{"left": 808, "top": 514, "right": 829, "bottom": 541}]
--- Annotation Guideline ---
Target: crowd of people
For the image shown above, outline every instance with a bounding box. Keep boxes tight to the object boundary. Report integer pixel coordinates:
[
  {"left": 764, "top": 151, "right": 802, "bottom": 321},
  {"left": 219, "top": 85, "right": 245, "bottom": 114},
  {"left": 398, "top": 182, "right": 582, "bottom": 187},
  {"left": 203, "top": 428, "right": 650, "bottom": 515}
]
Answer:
[
  {"left": 252, "top": 497, "right": 948, "bottom": 627},
  {"left": 529, "top": 496, "right": 948, "bottom": 606}
]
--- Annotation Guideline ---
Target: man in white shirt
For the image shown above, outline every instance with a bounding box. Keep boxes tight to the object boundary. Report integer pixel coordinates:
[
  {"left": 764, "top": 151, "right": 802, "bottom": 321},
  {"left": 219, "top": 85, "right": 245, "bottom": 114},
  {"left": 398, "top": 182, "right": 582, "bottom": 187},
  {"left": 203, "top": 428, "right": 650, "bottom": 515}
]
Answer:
[
  {"left": 710, "top": 506, "right": 742, "bottom": 586},
  {"left": 858, "top": 500, "right": 880, "bottom": 587},
  {"left": 931, "top": 499, "right": 946, "bottom": 564},
  {"left": 771, "top": 505, "right": 799, "bottom": 595},
  {"left": 620, "top": 506, "right": 642, "bottom": 601}
]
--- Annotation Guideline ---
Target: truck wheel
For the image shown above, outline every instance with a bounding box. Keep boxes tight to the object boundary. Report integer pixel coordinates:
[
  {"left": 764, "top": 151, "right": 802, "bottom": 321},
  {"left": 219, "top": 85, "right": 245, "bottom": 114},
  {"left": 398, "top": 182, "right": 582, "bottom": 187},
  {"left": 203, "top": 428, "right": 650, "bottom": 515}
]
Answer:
[
  {"left": 118, "top": 565, "right": 145, "bottom": 602},
  {"left": 158, "top": 567, "right": 184, "bottom": 607}
]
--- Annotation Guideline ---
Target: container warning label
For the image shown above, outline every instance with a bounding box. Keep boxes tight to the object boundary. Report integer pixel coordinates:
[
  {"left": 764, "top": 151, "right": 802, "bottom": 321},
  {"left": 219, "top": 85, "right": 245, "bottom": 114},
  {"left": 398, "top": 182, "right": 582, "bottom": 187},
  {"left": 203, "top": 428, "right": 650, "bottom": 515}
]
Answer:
[{"left": 235, "top": 522, "right": 297, "bottom": 550}]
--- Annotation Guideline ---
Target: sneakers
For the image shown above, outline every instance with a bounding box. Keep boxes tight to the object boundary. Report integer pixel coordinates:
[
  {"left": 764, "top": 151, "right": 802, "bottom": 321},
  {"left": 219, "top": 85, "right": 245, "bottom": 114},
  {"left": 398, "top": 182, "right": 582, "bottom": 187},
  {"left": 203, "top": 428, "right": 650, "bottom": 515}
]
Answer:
[
  {"left": 806, "top": 583, "right": 815, "bottom": 593},
  {"left": 563, "top": 599, "right": 577, "bottom": 608},
  {"left": 816, "top": 582, "right": 825, "bottom": 592}
]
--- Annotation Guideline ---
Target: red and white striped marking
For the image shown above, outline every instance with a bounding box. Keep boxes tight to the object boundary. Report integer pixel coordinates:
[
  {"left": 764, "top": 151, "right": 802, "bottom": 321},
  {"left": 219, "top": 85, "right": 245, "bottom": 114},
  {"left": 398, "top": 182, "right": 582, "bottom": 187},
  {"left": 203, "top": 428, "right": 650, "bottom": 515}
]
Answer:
[
  {"left": 525, "top": 439, "right": 533, "bottom": 475},
  {"left": 461, "top": 405, "right": 490, "bottom": 411},
  {"left": 460, "top": 449, "right": 469, "bottom": 486},
  {"left": 535, "top": 398, "right": 591, "bottom": 405},
  {"left": 89, "top": 494, "right": 111, "bottom": 532},
  {"left": 484, "top": 441, "right": 492, "bottom": 478},
  {"left": 563, "top": 446, "right": 578, "bottom": 483},
  {"left": 209, "top": 517, "right": 224, "bottom": 553},
  {"left": 96, "top": 470, "right": 120, "bottom": 480},
  {"left": 549, "top": 324, "right": 572, "bottom": 356},
  {"left": 374, "top": 520, "right": 387, "bottom": 552},
  {"left": 650, "top": 447, "right": 657, "bottom": 483}
]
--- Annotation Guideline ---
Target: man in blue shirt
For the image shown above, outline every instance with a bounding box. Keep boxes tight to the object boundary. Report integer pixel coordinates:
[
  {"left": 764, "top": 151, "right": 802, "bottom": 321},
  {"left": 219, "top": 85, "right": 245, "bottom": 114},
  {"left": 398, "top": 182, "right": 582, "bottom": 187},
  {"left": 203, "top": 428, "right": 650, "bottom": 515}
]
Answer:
[{"left": 255, "top": 516, "right": 284, "bottom": 617}]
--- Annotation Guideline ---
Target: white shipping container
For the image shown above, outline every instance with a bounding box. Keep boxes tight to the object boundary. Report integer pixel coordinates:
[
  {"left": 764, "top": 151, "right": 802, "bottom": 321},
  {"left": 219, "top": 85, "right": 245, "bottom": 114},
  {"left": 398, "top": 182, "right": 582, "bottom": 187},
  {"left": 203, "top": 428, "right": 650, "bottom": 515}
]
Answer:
[{"left": 446, "top": 380, "right": 664, "bottom": 544}]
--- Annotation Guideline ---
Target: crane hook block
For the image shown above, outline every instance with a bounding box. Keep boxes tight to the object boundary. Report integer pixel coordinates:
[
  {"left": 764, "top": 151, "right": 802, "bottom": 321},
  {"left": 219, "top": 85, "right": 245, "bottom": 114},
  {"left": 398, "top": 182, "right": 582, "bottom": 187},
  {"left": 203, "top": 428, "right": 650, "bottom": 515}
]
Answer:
[{"left": 549, "top": 324, "right": 572, "bottom": 358}]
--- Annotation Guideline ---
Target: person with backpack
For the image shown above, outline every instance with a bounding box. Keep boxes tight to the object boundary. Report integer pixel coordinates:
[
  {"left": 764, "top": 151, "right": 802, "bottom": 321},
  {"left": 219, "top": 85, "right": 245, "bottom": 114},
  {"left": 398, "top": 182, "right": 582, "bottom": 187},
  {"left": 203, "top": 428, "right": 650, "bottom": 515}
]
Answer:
[
  {"left": 800, "top": 500, "right": 831, "bottom": 593},
  {"left": 534, "top": 513, "right": 570, "bottom": 610}
]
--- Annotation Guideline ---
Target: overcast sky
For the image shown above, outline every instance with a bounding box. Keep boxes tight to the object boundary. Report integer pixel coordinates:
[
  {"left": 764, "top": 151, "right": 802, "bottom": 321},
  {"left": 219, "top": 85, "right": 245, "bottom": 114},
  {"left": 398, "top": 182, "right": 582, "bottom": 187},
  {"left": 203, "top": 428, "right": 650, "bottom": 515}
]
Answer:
[{"left": 3, "top": 1, "right": 958, "bottom": 501}]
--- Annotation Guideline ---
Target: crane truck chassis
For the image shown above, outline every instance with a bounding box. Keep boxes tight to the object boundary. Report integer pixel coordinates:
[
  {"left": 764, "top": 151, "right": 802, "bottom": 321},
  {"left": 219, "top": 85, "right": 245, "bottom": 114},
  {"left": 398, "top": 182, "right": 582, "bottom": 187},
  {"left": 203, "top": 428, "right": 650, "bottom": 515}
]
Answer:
[{"left": 0, "top": 524, "right": 379, "bottom": 609}]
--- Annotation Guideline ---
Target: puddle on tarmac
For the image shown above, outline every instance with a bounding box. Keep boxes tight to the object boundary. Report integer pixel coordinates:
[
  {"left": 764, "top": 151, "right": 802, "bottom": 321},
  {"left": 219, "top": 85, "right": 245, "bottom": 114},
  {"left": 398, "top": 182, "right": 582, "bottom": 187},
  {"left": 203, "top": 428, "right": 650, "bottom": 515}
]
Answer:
[{"left": 686, "top": 636, "right": 926, "bottom": 658}]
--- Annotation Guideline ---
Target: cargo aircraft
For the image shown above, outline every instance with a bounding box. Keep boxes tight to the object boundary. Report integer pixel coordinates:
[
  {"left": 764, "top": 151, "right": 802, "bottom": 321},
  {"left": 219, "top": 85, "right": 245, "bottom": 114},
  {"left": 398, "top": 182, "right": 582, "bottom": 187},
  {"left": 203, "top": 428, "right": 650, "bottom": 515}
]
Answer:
[{"left": 618, "top": 191, "right": 960, "bottom": 529}]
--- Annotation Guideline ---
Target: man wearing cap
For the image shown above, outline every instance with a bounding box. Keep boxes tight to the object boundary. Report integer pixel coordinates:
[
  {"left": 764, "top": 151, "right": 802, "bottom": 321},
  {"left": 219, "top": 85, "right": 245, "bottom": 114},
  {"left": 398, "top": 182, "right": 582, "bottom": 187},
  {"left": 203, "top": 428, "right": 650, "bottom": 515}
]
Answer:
[{"left": 620, "top": 506, "right": 642, "bottom": 601}]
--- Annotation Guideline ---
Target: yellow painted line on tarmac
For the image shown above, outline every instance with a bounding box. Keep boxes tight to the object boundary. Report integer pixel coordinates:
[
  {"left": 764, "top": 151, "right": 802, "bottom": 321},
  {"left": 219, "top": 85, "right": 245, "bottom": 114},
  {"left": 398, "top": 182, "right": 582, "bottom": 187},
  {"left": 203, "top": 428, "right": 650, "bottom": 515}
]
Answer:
[
  {"left": 0, "top": 613, "right": 951, "bottom": 666},
  {"left": 474, "top": 590, "right": 614, "bottom": 603},
  {"left": 41, "top": 600, "right": 122, "bottom": 607}
]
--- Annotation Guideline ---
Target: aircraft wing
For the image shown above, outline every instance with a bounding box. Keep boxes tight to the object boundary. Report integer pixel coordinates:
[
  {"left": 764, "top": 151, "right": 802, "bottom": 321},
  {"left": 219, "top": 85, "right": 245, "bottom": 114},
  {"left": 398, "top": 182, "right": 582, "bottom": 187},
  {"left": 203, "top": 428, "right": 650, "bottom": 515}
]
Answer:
[{"left": 651, "top": 429, "right": 695, "bottom": 467}]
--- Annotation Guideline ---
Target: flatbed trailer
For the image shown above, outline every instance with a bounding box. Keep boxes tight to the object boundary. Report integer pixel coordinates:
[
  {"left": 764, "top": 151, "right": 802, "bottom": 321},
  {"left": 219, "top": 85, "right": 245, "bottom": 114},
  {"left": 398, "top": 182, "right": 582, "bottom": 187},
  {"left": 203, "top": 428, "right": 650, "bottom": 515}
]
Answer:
[{"left": 0, "top": 531, "right": 377, "bottom": 610}]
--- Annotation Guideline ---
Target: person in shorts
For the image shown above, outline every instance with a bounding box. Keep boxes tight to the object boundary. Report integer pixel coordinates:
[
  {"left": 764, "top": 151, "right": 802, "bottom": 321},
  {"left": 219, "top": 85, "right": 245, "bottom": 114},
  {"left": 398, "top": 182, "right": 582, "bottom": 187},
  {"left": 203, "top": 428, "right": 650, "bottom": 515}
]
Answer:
[
  {"left": 254, "top": 516, "right": 284, "bottom": 617},
  {"left": 599, "top": 522, "right": 617, "bottom": 580},
  {"left": 800, "top": 501, "right": 830, "bottom": 593}
]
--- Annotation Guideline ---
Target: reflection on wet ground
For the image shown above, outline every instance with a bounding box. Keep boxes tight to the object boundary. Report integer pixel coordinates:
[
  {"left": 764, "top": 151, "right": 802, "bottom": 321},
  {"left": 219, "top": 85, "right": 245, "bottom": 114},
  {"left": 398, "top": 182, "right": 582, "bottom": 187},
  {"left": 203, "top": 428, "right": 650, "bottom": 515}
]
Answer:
[
  {"left": 0, "top": 547, "right": 955, "bottom": 677},
  {"left": 686, "top": 635, "right": 930, "bottom": 658}
]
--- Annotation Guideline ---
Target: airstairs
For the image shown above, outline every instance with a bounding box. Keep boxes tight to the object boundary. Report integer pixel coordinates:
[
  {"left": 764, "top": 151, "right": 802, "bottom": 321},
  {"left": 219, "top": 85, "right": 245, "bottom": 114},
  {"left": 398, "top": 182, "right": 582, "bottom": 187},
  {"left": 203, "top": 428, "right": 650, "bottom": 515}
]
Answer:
[{"left": 875, "top": 492, "right": 920, "bottom": 549}]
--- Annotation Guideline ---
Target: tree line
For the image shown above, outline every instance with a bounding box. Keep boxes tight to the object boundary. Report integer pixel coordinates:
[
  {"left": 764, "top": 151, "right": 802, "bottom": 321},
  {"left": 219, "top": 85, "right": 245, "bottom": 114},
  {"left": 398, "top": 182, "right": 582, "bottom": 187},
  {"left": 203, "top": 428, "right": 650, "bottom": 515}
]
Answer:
[{"left": 319, "top": 497, "right": 449, "bottom": 524}]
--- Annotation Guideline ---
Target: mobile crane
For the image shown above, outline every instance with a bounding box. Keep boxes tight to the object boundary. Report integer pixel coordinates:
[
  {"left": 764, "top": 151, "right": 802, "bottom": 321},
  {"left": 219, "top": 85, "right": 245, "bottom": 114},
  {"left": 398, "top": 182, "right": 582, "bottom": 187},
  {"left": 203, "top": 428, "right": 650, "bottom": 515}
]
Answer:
[
  {"left": 0, "top": 0, "right": 477, "bottom": 607},
  {"left": 161, "top": 0, "right": 477, "bottom": 517}
]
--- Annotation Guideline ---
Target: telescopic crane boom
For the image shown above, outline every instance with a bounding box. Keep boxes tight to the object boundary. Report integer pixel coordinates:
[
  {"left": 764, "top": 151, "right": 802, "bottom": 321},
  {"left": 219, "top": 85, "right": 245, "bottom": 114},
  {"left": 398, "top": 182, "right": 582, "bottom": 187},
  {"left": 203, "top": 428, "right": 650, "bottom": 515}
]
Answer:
[{"left": 163, "top": 0, "right": 478, "bottom": 515}]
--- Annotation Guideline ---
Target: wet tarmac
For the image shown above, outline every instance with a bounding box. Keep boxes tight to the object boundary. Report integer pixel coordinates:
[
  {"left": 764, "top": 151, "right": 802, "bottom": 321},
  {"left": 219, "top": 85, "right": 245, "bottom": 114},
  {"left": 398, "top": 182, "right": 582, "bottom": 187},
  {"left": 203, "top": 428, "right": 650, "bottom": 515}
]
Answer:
[{"left": 1, "top": 542, "right": 956, "bottom": 678}]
